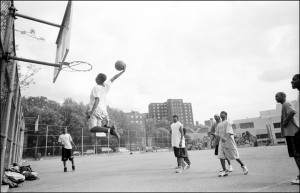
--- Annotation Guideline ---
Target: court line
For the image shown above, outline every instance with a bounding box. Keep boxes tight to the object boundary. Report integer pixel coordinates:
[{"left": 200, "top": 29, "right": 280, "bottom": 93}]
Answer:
[
  {"left": 249, "top": 172, "right": 294, "bottom": 178},
  {"left": 249, "top": 179, "right": 292, "bottom": 192}
]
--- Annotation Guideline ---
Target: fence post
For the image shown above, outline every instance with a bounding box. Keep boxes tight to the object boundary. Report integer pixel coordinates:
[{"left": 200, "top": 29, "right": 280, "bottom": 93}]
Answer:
[
  {"left": 108, "top": 129, "right": 110, "bottom": 155},
  {"left": 35, "top": 135, "right": 39, "bottom": 159},
  {"left": 95, "top": 134, "right": 97, "bottom": 155},
  {"left": 8, "top": 74, "right": 20, "bottom": 166},
  {"left": 81, "top": 127, "right": 83, "bottom": 156},
  {"left": 12, "top": 95, "right": 22, "bottom": 163},
  {"left": 45, "top": 125, "right": 48, "bottom": 156}
]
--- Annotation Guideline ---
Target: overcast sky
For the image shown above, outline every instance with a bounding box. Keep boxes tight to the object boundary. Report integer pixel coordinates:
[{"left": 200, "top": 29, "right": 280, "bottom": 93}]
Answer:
[{"left": 14, "top": 1, "right": 299, "bottom": 124}]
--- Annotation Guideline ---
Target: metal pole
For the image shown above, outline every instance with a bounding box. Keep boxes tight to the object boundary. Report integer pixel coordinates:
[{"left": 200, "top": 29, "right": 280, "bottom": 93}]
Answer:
[
  {"left": 81, "top": 128, "right": 83, "bottom": 156},
  {"left": 8, "top": 76, "right": 20, "bottom": 165},
  {"left": 15, "top": 13, "right": 61, "bottom": 28},
  {"left": 45, "top": 125, "right": 48, "bottom": 156},
  {"left": 163, "top": 133, "right": 164, "bottom": 148},
  {"left": 95, "top": 134, "right": 97, "bottom": 155},
  {"left": 0, "top": 6, "right": 14, "bottom": 88},
  {"left": 35, "top": 135, "right": 39, "bottom": 160},
  {"left": 0, "top": 53, "right": 17, "bottom": 182},
  {"left": 12, "top": 95, "right": 22, "bottom": 163},
  {"left": 106, "top": 132, "right": 109, "bottom": 154},
  {"left": 5, "top": 55, "right": 62, "bottom": 68}
]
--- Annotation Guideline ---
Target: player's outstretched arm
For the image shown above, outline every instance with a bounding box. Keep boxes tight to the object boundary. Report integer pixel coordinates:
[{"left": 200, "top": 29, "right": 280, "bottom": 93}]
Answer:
[{"left": 110, "top": 66, "right": 126, "bottom": 83}]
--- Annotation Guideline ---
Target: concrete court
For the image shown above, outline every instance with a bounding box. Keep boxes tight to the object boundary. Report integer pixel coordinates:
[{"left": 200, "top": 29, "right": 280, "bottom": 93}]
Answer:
[{"left": 10, "top": 145, "right": 299, "bottom": 192}]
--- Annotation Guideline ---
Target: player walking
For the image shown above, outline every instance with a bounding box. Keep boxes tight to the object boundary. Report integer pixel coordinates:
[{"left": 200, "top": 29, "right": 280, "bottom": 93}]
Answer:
[
  {"left": 211, "top": 111, "right": 248, "bottom": 177},
  {"left": 210, "top": 114, "right": 233, "bottom": 172},
  {"left": 58, "top": 127, "right": 76, "bottom": 172},
  {"left": 171, "top": 115, "right": 187, "bottom": 173}
]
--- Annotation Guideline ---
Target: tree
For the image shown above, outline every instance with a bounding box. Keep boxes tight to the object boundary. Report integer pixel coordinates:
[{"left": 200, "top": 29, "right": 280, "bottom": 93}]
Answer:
[
  {"left": 22, "top": 96, "right": 63, "bottom": 125},
  {"left": 18, "top": 64, "right": 41, "bottom": 90},
  {"left": 15, "top": 28, "right": 45, "bottom": 90}
]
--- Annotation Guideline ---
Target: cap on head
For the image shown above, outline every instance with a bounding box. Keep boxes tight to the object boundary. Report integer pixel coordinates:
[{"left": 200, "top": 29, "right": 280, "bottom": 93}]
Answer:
[
  {"left": 214, "top": 114, "right": 220, "bottom": 117},
  {"left": 173, "top": 115, "right": 178, "bottom": 119},
  {"left": 96, "top": 73, "right": 107, "bottom": 84}
]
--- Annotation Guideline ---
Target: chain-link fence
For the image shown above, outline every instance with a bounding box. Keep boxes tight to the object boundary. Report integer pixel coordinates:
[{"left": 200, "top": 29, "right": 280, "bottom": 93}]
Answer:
[
  {"left": 1, "top": 0, "right": 26, "bottom": 183},
  {"left": 21, "top": 124, "right": 173, "bottom": 159}
]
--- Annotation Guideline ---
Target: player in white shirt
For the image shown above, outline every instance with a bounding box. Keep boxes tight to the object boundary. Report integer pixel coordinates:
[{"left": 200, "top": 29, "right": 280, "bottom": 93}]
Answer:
[
  {"left": 58, "top": 127, "right": 77, "bottom": 172},
  {"left": 170, "top": 115, "right": 187, "bottom": 173},
  {"left": 86, "top": 67, "right": 126, "bottom": 140},
  {"left": 211, "top": 111, "right": 248, "bottom": 177}
]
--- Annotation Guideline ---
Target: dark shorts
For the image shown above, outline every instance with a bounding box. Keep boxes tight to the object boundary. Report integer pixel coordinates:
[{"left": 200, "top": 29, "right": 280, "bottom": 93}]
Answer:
[
  {"left": 61, "top": 148, "right": 73, "bottom": 161},
  {"left": 215, "top": 145, "right": 219, "bottom": 155},
  {"left": 173, "top": 147, "right": 187, "bottom": 158},
  {"left": 286, "top": 136, "right": 300, "bottom": 157}
]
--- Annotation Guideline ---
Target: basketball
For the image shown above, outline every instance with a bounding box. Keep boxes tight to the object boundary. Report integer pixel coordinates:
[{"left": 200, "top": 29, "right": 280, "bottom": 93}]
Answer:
[{"left": 115, "top": 60, "right": 126, "bottom": 71}]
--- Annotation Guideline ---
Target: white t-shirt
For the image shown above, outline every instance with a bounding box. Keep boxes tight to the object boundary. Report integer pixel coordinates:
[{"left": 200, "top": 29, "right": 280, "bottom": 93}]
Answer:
[
  {"left": 58, "top": 133, "right": 73, "bottom": 149},
  {"left": 171, "top": 121, "right": 185, "bottom": 148},
  {"left": 215, "top": 120, "right": 236, "bottom": 149},
  {"left": 88, "top": 80, "right": 112, "bottom": 118}
]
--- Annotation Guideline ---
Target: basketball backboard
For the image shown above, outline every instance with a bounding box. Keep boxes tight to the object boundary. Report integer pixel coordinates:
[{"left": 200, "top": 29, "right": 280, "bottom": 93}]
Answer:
[{"left": 53, "top": 0, "right": 73, "bottom": 83}]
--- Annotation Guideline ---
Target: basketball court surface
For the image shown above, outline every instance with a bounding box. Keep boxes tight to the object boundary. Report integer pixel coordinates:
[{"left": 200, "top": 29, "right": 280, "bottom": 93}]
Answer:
[{"left": 10, "top": 145, "right": 299, "bottom": 192}]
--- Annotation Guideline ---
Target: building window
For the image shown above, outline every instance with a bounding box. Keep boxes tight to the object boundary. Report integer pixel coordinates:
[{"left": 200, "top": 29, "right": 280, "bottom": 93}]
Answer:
[
  {"left": 232, "top": 124, "right": 236, "bottom": 129},
  {"left": 239, "top": 122, "right": 254, "bottom": 129},
  {"left": 275, "top": 133, "right": 284, "bottom": 139},
  {"left": 273, "top": 122, "right": 281, "bottom": 128},
  {"left": 256, "top": 134, "right": 269, "bottom": 139}
]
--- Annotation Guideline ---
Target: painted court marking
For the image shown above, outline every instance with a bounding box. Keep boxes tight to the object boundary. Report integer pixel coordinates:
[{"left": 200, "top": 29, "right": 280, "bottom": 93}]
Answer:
[{"left": 249, "top": 180, "right": 293, "bottom": 192}]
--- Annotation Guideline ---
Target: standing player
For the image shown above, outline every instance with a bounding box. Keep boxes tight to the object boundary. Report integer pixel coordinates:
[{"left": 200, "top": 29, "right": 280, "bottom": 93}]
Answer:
[
  {"left": 58, "top": 127, "right": 77, "bottom": 172},
  {"left": 291, "top": 74, "right": 300, "bottom": 185},
  {"left": 86, "top": 67, "right": 126, "bottom": 139},
  {"left": 210, "top": 114, "right": 233, "bottom": 172},
  {"left": 182, "top": 127, "right": 191, "bottom": 169},
  {"left": 211, "top": 111, "right": 248, "bottom": 177},
  {"left": 275, "top": 91, "right": 299, "bottom": 185},
  {"left": 171, "top": 115, "right": 187, "bottom": 173}
]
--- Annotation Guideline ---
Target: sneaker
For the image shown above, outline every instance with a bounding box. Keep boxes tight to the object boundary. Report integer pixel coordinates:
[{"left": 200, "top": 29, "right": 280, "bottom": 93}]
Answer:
[
  {"left": 291, "top": 177, "right": 300, "bottom": 185},
  {"left": 228, "top": 165, "right": 233, "bottom": 172},
  {"left": 64, "top": 167, "right": 67, "bottom": 172},
  {"left": 72, "top": 166, "right": 75, "bottom": 171},
  {"left": 242, "top": 165, "right": 248, "bottom": 175},
  {"left": 183, "top": 161, "right": 188, "bottom": 170},
  {"left": 110, "top": 125, "right": 120, "bottom": 140},
  {"left": 218, "top": 170, "right": 228, "bottom": 177},
  {"left": 176, "top": 167, "right": 184, "bottom": 173},
  {"left": 186, "top": 164, "right": 191, "bottom": 169},
  {"left": 219, "top": 167, "right": 227, "bottom": 172}
]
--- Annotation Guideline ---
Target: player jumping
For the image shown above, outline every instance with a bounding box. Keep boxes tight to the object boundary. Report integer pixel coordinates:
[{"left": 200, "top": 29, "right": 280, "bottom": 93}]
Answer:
[{"left": 86, "top": 67, "right": 126, "bottom": 139}]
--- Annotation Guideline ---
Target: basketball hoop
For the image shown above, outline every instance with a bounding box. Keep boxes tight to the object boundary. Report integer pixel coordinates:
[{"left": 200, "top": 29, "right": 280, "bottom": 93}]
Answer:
[{"left": 61, "top": 61, "right": 93, "bottom": 72}]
